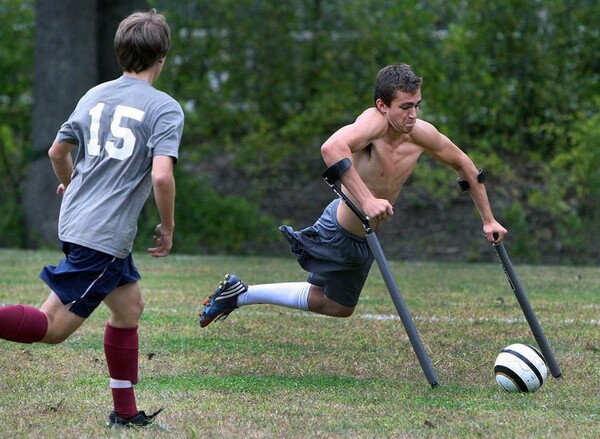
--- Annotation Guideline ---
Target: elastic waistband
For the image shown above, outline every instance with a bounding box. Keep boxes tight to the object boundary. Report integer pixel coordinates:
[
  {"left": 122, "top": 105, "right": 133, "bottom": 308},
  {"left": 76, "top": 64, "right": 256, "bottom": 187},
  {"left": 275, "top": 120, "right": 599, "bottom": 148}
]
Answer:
[{"left": 320, "top": 198, "right": 368, "bottom": 243}]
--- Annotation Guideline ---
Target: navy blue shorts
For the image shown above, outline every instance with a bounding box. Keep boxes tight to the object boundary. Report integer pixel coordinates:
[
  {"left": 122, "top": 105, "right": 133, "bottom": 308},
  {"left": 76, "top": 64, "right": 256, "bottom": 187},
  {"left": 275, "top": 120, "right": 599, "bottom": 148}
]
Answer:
[
  {"left": 39, "top": 242, "right": 141, "bottom": 318},
  {"left": 280, "top": 198, "right": 374, "bottom": 307}
]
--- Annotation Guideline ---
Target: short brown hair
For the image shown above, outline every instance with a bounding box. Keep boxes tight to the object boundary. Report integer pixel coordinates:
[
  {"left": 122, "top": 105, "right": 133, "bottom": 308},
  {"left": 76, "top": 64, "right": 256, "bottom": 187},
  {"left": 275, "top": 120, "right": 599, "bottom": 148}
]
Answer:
[
  {"left": 373, "top": 63, "right": 422, "bottom": 106},
  {"left": 114, "top": 9, "right": 171, "bottom": 73}
]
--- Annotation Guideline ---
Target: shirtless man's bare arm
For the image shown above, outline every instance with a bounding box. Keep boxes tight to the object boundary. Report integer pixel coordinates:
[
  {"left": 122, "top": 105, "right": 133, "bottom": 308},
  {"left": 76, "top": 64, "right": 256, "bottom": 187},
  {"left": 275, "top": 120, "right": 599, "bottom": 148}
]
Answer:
[{"left": 411, "top": 120, "right": 507, "bottom": 242}]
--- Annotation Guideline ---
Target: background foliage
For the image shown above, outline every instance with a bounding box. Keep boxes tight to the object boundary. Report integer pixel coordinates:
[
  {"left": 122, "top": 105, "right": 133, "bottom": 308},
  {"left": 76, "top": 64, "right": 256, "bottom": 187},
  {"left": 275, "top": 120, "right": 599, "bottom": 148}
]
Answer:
[
  {"left": 0, "top": 0, "right": 598, "bottom": 262},
  {"left": 0, "top": 0, "right": 33, "bottom": 247}
]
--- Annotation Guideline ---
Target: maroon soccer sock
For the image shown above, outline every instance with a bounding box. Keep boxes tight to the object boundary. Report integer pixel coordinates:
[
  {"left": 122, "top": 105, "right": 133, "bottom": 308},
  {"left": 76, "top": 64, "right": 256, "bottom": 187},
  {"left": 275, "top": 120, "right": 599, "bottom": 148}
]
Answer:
[
  {"left": 0, "top": 305, "right": 48, "bottom": 343},
  {"left": 104, "top": 324, "right": 140, "bottom": 418},
  {"left": 110, "top": 387, "right": 138, "bottom": 419}
]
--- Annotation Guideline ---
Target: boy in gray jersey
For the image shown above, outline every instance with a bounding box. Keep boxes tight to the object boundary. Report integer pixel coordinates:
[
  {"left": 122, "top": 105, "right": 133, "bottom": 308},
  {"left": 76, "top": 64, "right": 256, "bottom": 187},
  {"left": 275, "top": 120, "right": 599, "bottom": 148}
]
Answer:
[{"left": 0, "top": 9, "right": 183, "bottom": 429}]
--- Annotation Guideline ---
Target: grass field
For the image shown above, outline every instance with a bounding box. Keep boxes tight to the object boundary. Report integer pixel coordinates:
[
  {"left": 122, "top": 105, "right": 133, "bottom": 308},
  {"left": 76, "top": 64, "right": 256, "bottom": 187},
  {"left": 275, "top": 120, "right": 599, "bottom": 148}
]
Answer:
[{"left": 0, "top": 248, "right": 599, "bottom": 438}]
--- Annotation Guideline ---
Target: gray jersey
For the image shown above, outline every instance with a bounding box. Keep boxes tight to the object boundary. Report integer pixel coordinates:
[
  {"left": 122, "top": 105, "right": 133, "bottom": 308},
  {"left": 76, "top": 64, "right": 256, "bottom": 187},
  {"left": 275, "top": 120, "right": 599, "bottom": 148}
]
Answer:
[{"left": 55, "top": 76, "right": 184, "bottom": 258}]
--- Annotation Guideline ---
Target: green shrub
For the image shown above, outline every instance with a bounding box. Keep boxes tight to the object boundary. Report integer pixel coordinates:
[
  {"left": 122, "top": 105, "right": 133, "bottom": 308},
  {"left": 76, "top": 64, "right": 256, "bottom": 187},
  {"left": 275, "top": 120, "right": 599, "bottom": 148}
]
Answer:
[{"left": 136, "top": 171, "right": 280, "bottom": 255}]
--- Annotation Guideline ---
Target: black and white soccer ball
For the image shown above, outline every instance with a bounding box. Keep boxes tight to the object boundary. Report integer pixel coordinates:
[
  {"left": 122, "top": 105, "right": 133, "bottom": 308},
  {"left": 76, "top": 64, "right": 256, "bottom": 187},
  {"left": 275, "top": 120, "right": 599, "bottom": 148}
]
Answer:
[{"left": 494, "top": 343, "right": 548, "bottom": 393}]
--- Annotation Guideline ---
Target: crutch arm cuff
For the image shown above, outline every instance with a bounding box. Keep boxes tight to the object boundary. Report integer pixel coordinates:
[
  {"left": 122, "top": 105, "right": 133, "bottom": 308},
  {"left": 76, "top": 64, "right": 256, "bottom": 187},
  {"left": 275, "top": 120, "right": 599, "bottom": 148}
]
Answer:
[{"left": 457, "top": 169, "right": 485, "bottom": 191}]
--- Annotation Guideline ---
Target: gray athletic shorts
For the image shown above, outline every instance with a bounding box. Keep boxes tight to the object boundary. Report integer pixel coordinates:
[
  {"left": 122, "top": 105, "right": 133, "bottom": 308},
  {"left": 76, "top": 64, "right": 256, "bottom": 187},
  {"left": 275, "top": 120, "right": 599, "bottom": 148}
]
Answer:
[{"left": 279, "top": 198, "right": 374, "bottom": 307}]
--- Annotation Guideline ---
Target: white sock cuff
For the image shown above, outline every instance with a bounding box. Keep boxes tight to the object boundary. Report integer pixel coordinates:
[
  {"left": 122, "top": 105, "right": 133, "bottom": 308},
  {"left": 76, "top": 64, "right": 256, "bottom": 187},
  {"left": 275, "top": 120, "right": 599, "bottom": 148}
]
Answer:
[
  {"left": 109, "top": 378, "right": 133, "bottom": 389},
  {"left": 297, "top": 283, "right": 310, "bottom": 311}
]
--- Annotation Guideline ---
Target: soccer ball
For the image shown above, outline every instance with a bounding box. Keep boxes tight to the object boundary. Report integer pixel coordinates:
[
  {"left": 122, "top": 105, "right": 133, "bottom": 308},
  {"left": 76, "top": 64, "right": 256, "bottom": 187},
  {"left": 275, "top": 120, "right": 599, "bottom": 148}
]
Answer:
[{"left": 494, "top": 343, "right": 548, "bottom": 393}]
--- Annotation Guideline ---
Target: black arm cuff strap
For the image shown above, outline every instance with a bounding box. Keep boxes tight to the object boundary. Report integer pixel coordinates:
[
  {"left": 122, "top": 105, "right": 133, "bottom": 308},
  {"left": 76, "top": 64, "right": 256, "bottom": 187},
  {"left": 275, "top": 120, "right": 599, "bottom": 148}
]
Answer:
[{"left": 457, "top": 169, "right": 485, "bottom": 191}]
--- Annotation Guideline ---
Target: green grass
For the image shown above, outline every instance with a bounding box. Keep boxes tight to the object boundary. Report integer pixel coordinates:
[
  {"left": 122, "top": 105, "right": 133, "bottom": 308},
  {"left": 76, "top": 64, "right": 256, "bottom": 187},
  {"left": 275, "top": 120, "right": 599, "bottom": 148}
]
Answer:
[{"left": 0, "top": 249, "right": 599, "bottom": 438}]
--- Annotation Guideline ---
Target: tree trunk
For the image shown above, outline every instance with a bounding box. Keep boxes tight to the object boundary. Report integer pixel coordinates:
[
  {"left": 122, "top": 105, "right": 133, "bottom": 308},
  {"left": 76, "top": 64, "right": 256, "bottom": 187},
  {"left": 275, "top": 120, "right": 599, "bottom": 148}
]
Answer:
[
  {"left": 97, "top": 0, "right": 149, "bottom": 83},
  {"left": 24, "top": 0, "right": 146, "bottom": 247}
]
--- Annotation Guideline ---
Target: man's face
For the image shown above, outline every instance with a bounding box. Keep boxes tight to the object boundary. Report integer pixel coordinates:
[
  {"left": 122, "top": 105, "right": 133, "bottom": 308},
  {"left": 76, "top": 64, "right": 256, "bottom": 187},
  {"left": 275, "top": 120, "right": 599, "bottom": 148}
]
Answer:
[{"left": 377, "top": 89, "right": 422, "bottom": 134}]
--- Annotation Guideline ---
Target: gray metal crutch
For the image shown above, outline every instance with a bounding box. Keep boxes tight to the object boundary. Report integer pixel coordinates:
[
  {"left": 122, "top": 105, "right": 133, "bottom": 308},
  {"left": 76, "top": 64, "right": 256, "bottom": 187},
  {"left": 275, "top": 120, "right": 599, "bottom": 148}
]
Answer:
[
  {"left": 458, "top": 171, "right": 562, "bottom": 378},
  {"left": 323, "top": 158, "right": 439, "bottom": 388},
  {"left": 492, "top": 236, "right": 562, "bottom": 378}
]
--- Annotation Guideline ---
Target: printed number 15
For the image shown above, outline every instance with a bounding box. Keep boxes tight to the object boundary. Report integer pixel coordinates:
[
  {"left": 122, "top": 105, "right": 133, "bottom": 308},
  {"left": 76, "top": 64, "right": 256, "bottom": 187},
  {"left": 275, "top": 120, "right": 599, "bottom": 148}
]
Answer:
[{"left": 87, "top": 102, "right": 145, "bottom": 160}]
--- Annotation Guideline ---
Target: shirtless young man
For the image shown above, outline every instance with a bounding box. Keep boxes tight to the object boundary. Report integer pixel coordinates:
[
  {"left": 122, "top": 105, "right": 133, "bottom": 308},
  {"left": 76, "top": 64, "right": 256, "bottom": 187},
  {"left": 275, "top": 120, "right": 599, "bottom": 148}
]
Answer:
[{"left": 198, "top": 63, "right": 507, "bottom": 327}]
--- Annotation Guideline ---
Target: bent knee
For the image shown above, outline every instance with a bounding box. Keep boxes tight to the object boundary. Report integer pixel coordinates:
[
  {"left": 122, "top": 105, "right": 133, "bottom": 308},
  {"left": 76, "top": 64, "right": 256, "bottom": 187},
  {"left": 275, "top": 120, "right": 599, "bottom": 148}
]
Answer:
[
  {"left": 40, "top": 310, "right": 84, "bottom": 344},
  {"left": 307, "top": 287, "right": 356, "bottom": 317},
  {"left": 41, "top": 328, "right": 72, "bottom": 344},
  {"left": 44, "top": 336, "right": 68, "bottom": 344},
  {"left": 325, "top": 304, "right": 355, "bottom": 318},
  {"left": 41, "top": 318, "right": 82, "bottom": 343}
]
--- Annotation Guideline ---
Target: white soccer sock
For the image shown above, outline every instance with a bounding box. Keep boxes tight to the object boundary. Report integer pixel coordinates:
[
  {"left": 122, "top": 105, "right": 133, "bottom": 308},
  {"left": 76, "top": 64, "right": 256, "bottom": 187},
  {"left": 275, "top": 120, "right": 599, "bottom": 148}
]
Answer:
[{"left": 237, "top": 282, "right": 310, "bottom": 311}]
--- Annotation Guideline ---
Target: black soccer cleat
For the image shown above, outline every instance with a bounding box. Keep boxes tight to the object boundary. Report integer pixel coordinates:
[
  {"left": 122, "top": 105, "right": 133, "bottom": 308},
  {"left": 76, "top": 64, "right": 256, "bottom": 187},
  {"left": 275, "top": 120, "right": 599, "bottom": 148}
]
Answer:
[{"left": 106, "top": 408, "right": 165, "bottom": 429}]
